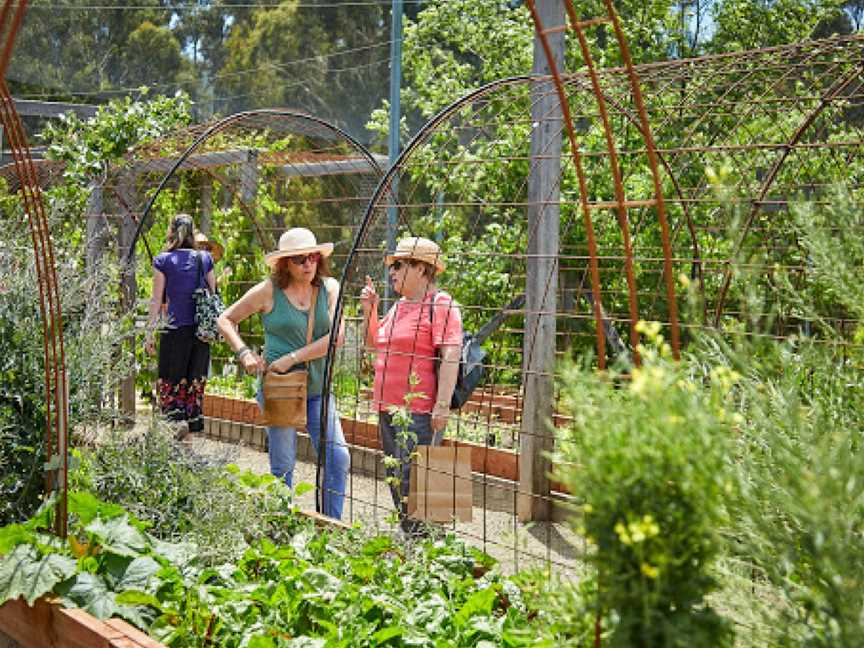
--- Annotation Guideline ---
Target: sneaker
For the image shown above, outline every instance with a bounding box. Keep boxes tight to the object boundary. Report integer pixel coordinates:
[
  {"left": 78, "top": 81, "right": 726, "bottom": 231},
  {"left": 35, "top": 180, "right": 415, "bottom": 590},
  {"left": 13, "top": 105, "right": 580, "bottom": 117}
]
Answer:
[
  {"left": 172, "top": 421, "right": 190, "bottom": 441},
  {"left": 399, "top": 518, "right": 429, "bottom": 539}
]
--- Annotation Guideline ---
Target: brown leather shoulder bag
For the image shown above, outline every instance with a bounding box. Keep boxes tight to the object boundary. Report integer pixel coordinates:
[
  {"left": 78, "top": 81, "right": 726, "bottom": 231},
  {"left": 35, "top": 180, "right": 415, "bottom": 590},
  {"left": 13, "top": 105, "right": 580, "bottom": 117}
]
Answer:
[{"left": 262, "top": 286, "right": 318, "bottom": 428}]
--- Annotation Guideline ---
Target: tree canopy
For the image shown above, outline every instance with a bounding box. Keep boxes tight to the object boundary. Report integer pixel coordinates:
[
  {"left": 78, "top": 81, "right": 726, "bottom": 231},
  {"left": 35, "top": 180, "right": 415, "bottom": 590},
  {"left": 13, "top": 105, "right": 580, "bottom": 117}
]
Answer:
[{"left": 7, "top": 0, "right": 859, "bottom": 144}]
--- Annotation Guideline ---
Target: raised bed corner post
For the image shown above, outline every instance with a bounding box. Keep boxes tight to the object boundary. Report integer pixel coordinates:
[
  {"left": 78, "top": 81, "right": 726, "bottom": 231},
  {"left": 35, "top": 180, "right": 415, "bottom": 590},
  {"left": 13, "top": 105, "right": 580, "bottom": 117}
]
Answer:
[
  {"left": 0, "top": 0, "right": 70, "bottom": 537},
  {"left": 518, "top": 0, "right": 565, "bottom": 523}
]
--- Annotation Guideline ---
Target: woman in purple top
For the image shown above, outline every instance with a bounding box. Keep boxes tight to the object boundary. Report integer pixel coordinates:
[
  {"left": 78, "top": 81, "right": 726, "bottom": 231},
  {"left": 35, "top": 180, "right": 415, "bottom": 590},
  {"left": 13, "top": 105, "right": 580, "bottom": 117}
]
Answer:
[{"left": 145, "top": 214, "right": 216, "bottom": 435}]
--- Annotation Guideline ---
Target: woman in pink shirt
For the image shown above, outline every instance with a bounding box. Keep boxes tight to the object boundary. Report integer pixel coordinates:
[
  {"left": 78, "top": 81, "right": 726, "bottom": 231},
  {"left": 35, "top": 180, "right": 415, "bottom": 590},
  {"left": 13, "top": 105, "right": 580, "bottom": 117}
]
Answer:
[{"left": 360, "top": 237, "right": 462, "bottom": 535}]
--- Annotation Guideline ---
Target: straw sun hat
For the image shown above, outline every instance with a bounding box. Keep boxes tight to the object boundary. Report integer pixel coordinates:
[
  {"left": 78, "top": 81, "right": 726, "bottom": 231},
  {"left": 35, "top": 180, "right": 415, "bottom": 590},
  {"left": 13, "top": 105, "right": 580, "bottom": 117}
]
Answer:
[
  {"left": 385, "top": 236, "right": 446, "bottom": 276},
  {"left": 265, "top": 227, "right": 334, "bottom": 268},
  {"left": 194, "top": 231, "right": 224, "bottom": 262}
]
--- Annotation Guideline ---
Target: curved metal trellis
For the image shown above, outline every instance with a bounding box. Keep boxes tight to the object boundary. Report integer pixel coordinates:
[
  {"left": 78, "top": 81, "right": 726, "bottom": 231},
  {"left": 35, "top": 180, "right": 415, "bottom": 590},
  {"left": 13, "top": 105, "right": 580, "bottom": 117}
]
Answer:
[
  {"left": 0, "top": 0, "right": 69, "bottom": 536},
  {"left": 320, "top": 24, "right": 864, "bottom": 573},
  {"left": 123, "top": 109, "right": 384, "bottom": 263},
  {"left": 526, "top": 0, "right": 681, "bottom": 365}
]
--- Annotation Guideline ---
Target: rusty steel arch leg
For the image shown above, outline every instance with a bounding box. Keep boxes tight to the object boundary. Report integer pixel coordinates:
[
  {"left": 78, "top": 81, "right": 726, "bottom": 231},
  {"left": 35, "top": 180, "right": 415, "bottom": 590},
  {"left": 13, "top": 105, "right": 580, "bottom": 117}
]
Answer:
[
  {"left": 0, "top": 0, "right": 70, "bottom": 536},
  {"left": 561, "top": 3, "right": 642, "bottom": 361},
  {"left": 604, "top": 0, "right": 680, "bottom": 359},
  {"left": 526, "top": 0, "right": 607, "bottom": 368},
  {"left": 528, "top": 0, "right": 681, "bottom": 362}
]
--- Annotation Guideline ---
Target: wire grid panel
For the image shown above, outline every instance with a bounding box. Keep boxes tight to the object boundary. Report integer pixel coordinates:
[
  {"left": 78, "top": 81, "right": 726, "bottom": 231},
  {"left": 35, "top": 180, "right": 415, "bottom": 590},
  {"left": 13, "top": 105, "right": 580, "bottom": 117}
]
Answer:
[
  {"left": 331, "top": 33, "right": 864, "bottom": 572},
  {"left": 334, "top": 76, "right": 589, "bottom": 572},
  {"left": 589, "top": 34, "right": 864, "bottom": 334}
]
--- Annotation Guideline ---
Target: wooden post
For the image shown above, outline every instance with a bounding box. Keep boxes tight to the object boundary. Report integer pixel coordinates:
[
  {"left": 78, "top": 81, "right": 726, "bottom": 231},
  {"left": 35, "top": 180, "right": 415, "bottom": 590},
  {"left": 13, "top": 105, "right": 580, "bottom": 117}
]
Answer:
[
  {"left": 84, "top": 184, "right": 106, "bottom": 274},
  {"left": 240, "top": 149, "right": 258, "bottom": 208},
  {"left": 200, "top": 175, "right": 213, "bottom": 234},
  {"left": 116, "top": 180, "right": 138, "bottom": 419},
  {"left": 518, "top": 0, "right": 565, "bottom": 522}
]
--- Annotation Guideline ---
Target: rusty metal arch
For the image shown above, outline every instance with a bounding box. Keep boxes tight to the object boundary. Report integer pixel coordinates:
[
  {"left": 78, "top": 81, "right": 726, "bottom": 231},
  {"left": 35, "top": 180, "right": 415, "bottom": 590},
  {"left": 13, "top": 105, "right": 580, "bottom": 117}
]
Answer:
[
  {"left": 0, "top": 0, "right": 69, "bottom": 536},
  {"left": 527, "top": 0, "right": 681, "bottom": 365},
  {"left": 712, "top": 63, "right": 864, "bottom": 324},
  {"left": 323, "top": 66, "right": 705, "bottom": 409}
]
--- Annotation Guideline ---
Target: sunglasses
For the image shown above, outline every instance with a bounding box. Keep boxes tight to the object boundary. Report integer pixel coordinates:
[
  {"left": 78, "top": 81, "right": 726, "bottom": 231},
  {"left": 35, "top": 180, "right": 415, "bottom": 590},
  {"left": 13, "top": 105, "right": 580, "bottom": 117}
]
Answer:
[
  {"left": 390, "top": 259, "right": 416, "bottom": 272},
  {"left": 288, "top": 252, "right": 321, "bottom": 266}
]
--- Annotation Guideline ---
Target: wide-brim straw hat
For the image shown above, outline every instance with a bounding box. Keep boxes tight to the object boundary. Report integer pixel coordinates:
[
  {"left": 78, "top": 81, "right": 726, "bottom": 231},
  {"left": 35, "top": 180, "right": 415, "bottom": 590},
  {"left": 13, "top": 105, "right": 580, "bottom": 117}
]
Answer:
[
  {"left": 194, "top": 231, "right": 224, "bottom": 262},
  {"left": 265, "top": 227, "right": 334, "bottom": 268},
  {"left": 385, "top": 236, "right": 445, "bottom": 275}
]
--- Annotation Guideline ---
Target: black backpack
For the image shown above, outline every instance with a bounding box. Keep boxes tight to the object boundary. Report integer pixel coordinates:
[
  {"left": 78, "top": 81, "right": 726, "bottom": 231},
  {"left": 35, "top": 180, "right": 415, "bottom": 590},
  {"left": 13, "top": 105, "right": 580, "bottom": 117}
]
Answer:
[{"left": 430, "top": 293, "right": 524, "bottom": 410}]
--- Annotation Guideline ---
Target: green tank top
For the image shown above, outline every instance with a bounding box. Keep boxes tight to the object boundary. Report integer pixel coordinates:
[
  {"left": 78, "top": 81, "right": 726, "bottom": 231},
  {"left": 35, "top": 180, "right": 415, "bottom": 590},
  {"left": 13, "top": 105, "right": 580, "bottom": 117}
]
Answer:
[{"left": 262, "top": 279, "right": 331, "bottom": 396}]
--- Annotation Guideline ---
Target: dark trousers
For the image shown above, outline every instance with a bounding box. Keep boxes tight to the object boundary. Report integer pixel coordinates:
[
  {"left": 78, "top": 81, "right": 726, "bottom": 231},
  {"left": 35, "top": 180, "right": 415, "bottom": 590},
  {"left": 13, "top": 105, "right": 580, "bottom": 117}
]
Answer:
[
  {"left": 157, "top": 326, "right": 210, "bottom": 432},
  {"left": 378, "top": 411, "right": 434, "bottom": 518}
]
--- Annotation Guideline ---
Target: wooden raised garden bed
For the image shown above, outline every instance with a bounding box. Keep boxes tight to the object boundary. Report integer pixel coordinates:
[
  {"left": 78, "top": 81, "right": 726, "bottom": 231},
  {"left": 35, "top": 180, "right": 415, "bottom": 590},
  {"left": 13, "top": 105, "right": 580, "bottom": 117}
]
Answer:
[
  {"left": 0, "top": 597, "right": 164, "bottom": 648},
  {"left": 200, "top": 393, "right": 573, "bottom": 493}
]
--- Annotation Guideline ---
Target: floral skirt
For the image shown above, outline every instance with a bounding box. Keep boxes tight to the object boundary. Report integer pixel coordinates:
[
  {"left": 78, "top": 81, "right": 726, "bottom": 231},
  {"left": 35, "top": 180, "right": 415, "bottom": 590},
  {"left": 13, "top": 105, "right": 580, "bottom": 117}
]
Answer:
[{"left": 157, "top": 326, "right": 210, "bottom": 432}]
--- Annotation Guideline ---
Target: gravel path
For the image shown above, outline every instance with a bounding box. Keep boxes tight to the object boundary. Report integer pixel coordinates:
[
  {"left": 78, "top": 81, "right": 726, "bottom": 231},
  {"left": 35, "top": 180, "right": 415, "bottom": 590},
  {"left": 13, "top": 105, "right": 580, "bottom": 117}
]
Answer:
[{"left": 184, "top": 434, "right": 583, "bottom": 576}]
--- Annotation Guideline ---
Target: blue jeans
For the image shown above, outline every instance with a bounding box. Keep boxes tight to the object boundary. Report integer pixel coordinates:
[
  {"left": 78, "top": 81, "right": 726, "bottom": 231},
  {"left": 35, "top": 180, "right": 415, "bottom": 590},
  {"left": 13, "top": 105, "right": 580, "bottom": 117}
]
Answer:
[
  {"left": 258, "top": 392, "right": 350, "bottom": 520},
  {"left": 379, "top": 411, "right": 437, "bottom": 519}
]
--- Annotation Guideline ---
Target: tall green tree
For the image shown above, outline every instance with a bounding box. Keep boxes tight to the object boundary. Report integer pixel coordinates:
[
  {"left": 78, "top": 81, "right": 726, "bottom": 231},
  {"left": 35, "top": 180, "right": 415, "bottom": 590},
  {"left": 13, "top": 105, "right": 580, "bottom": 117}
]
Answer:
[
  {"left": 9, "top": 0, "right": 192, "bottom": 100},
  {"left": 708, "top": 0, "right": 849, "bottom": 52},
  {"left": 215, "top": 0, "right": 389, "bottom": 138}
]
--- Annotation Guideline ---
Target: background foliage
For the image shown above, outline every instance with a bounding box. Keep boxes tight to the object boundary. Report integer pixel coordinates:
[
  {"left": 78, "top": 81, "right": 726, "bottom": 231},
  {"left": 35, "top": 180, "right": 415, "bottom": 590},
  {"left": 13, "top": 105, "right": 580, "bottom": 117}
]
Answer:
[{"left": 0, "top": 196, "right": 133, "bottom": 527}]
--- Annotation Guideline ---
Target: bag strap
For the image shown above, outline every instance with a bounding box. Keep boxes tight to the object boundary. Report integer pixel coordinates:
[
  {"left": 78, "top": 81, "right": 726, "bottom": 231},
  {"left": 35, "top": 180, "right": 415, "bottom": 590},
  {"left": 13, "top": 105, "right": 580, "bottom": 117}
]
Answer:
[
  {"left": 427, "top": 289, "right": 440, "bottom": 334},
  {"left": 194, "top": 250, "right": 217, "bottom": 292},
  {"left": 306, "top": 284, "right": 319, "bottom": 345},
  {"left": 430, "top": 292, "right": 526, "bottom": 346},
  {"left": 473, "top": 293, "right": 525, "bottom": 344},
  {"left": 194, "top": 251, "right": 205, "bottom": 288}
]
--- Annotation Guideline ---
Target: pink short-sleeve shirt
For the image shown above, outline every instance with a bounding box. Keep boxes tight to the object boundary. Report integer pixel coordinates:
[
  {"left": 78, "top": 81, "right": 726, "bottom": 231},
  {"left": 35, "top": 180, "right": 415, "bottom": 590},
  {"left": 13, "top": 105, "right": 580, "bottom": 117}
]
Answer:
[{"left": 373, "top": 290, "right": 463, "bottom": 413}]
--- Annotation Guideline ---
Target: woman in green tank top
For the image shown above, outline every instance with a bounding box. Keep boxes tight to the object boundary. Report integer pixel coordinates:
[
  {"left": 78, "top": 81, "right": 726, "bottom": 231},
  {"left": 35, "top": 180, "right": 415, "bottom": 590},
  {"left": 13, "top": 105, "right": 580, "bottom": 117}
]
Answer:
[{"left": 217, "top": 228, "right": 349, "bottom": 519}]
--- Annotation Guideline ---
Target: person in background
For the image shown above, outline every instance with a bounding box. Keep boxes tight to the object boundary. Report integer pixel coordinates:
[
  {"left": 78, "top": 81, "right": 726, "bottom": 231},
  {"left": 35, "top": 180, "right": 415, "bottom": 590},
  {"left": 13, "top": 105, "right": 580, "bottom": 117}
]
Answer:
[
  {"left": 194, "top": 231, "right": 224, "bottom": 265},
  {"left": 217, "top": 227, "right": 350, "bottom": 519},
  {"left": 145, "top": 213, "right": 215, "bottom": 437},
  {"left": 360, "top": 236, "right": 463, "bottom": 534}
]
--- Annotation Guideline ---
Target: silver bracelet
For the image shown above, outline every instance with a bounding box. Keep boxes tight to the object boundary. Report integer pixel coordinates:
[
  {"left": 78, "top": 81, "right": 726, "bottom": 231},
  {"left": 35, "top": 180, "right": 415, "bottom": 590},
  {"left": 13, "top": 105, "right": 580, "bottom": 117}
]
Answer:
[{"left": 236, "top": 346, "right": 252, "bottom": 360}]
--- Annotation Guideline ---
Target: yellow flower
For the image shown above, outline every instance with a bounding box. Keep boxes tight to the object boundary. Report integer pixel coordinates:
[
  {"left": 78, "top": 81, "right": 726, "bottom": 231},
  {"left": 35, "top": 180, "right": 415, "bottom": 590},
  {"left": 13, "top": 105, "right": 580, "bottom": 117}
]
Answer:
[
  {"left": 629, "top": 367, "right": 650, "bottom": 397},
  {"left": 642, "top": 514, "right": 660, "bottom": 538},
  {"left": 641, "top": 562, "right": 660, "bottom": 579},
  {"left": 635, "top": 320, "right": 662, "bottom": 338},
  {"left": 614, "top": 522, "right": 632, "bottom": 546}
]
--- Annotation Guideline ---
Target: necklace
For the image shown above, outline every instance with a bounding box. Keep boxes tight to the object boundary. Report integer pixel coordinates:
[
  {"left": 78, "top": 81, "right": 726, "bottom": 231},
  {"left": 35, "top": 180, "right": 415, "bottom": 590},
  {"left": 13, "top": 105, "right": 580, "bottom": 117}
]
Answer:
[{"left": 284, "top": 284, "right": 313, "bottom": 310}]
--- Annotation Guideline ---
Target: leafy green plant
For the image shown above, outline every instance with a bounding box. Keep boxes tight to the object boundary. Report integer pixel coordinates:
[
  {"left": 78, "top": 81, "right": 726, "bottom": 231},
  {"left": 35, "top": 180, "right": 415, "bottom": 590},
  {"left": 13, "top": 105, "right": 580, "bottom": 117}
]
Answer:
[
  {"left": 0, "top": 203, "right": 133, "bottom": 527},
  {"left": 71, "top": 420, "right": 307, "bottom": 563},
  {"left": 1, "top": 490, "right": 547, "bottom": 647},
  {"left": 41, "top": 93, "right": 192, "bottom": 187},
  {"left": 206, "top": 372, "right": 258, "bottom": 400},
  {"left": 692, "top": 205, "right": 864, "bottom": 647},
  {"left": 555, "top": 323, "right": 734, "bottom": 647},
  {"left": 721, "top": 338, "right": 864, "bottom": 647}
]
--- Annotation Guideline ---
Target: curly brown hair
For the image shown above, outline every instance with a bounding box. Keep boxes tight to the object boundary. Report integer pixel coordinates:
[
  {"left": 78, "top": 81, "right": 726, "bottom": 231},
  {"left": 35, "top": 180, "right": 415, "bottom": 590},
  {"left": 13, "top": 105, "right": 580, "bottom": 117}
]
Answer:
[{"left": 271, "top": 254, "right": 332, "bottom": 289}]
